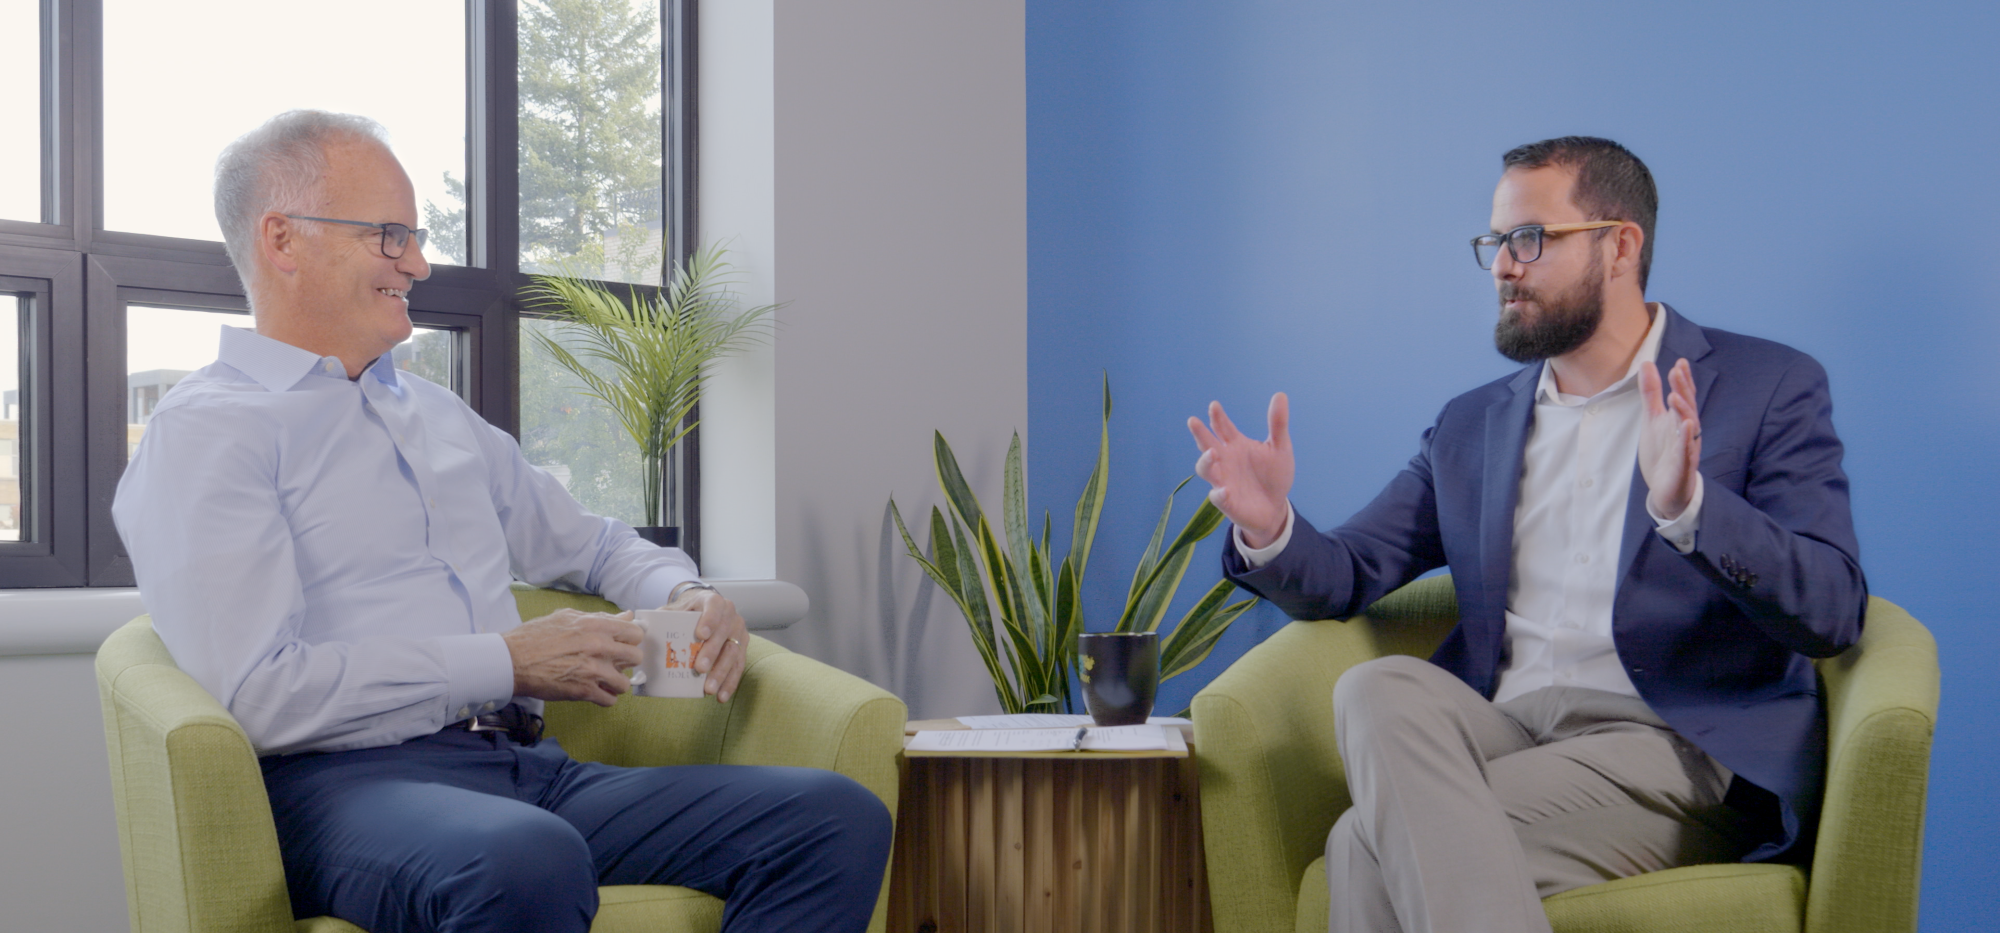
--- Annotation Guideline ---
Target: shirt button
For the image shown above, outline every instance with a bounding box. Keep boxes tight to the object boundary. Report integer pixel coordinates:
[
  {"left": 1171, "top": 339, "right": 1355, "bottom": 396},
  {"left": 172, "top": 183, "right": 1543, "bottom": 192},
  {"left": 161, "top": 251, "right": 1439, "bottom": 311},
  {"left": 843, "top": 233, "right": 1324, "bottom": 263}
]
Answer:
[
  {"left": 427, "top": 497, "right": 437, "bottom": 508},
  {"left": 1579, "top": 477, "right": 1594, "bottom": 489},
  {"left": 1576, "top": 553, "right": 1590, "bottom": 564},
  {"left": 458, "top": 706, "right": 471, "bottom": 718},
  {"left": 1588, "top": 405, "right": 1602, "bottom": 416}
]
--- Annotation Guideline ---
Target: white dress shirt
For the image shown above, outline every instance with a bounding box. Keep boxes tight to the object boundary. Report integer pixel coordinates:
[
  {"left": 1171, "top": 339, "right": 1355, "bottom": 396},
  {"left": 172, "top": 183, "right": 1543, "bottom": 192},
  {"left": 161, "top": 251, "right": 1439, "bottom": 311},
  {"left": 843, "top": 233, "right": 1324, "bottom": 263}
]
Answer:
[
  {"left": 1237, "top": 305, "right": 1705, "bottom": 704},
  {"left": 113, "top": 327, "right": 697, "bottom": 756}
]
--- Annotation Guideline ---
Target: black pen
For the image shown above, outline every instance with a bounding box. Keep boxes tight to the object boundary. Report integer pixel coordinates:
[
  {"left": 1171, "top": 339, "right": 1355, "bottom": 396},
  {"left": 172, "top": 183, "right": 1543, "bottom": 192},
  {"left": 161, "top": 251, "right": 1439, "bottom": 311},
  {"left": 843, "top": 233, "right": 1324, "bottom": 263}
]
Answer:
[{"left": 1072, "top": 726, "right": 1088, "bottom": 752}]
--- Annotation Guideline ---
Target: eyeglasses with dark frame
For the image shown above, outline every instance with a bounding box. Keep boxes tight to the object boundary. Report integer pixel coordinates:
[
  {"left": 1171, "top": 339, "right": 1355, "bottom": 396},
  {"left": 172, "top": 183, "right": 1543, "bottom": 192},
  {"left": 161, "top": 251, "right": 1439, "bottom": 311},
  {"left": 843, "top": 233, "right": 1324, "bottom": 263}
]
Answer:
[
  {"left": 1471, "top": 220, "right": 1623, "bottom": 270},
  {"left": 283, "top": 215, "right": 430, "bottom": 260}
]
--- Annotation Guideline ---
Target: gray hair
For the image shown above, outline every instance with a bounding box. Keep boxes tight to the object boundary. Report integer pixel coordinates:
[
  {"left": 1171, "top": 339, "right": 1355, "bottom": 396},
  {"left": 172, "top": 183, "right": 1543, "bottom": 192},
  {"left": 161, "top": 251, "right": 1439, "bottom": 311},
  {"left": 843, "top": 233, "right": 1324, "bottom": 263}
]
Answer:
[{"left": 213, "top": 110, "right": 390, "bottom": 283}]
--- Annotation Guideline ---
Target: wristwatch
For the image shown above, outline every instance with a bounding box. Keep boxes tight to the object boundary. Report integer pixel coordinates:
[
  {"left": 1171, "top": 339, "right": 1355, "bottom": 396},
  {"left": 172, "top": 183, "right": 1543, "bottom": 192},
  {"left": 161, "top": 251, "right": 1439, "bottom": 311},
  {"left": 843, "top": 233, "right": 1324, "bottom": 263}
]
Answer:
[{"left": 668, "top": 580, "right": 718, "bottom": 603}]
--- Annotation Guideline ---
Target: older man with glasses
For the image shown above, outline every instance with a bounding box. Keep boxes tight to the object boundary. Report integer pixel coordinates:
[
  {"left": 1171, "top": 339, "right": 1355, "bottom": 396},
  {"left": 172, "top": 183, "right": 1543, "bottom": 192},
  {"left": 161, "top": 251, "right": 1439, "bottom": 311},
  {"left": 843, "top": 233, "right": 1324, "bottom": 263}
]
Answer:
[
  {"left": 1189, "top": 136, "right": 1864, "bottom": 933},
  {"left": 112, "top": 109, "right": 891, "bottom": 933}
]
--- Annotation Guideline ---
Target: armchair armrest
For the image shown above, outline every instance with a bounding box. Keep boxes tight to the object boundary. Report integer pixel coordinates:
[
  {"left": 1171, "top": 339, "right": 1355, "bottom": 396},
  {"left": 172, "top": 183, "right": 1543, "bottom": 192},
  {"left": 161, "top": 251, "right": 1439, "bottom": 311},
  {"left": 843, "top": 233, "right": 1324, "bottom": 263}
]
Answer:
[
  {"left": 1806, "top": 596, "right": 1938, "bottom": 933},
  {"left": 519, "top": 586, "right": 908, "bottom": 812},
  {"left": 1191, "top": 574, "right": 1459, "bottom": 933},
  {"left": 96, "top": 618, "right": 295, "bottom": 933}
]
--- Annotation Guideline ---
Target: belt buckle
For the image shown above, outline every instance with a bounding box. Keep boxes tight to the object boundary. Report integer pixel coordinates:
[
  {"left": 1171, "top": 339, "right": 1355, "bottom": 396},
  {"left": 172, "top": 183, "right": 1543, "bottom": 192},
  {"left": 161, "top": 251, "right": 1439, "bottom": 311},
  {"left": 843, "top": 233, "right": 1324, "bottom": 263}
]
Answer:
[
  {"left": 463, "top": 715, "right": 505, "bottom": 735},
  {"left": 464, "top": 706, "right": 543, "bottom": 746}
]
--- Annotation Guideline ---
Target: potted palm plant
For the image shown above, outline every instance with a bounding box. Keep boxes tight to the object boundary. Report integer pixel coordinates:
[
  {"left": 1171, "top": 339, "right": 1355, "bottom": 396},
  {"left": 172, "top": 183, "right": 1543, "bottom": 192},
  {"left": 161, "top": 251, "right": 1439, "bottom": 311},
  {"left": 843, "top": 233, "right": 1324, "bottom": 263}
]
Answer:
[
  {"left": 889, "top": 377, "right": 1259, "bottom": 714},
  {"left": 521, "top": 244, "right": 777, "bottom": 544}
]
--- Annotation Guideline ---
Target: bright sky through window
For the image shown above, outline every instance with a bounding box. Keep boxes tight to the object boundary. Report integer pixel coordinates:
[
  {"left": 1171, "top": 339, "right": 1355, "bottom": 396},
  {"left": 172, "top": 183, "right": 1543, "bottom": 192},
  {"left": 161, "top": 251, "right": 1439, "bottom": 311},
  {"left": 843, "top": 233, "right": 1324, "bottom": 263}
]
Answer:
[
  {"left": 101, "top": 0, "right": 465, "bottom": 254},
  {"left": 0, "top": 0, "right": 41, "bottom": 222},
  {"left": 0, "top": 295, "right": 16, "bottom": 403}
]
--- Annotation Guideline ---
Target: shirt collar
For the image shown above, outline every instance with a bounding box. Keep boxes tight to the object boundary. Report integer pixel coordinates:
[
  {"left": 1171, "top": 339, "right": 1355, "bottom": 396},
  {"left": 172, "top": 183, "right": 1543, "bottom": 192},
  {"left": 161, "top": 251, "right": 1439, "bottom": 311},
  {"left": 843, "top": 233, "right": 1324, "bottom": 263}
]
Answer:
[
  {"left": 216, "top": 326, "right": 404, "bottom": 394},
  {"left": 1534, "top": 301, "right": 1668, "bottom": 405}
]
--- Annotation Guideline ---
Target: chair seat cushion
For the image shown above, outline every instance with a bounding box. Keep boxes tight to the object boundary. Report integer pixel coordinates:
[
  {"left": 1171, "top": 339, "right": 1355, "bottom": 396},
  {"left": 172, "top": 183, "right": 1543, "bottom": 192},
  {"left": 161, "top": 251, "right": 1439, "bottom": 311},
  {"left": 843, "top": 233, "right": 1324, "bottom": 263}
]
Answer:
[
  {"left": 294, "top": 885, "right": 723, "bottom": 933},
  {"left": 1296, "top": 857, "right": 1805, "bottom": 933}
]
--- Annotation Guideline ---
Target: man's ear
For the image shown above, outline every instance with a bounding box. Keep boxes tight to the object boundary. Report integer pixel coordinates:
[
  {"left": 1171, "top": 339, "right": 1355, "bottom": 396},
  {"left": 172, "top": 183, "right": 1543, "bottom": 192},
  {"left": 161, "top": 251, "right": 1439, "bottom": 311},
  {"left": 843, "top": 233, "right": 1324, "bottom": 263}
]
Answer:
[
  {"left": 259, "top": 212, "right": 303, "bottom": 276},
  {"left": 1610, "top": 221, "right": 1645, "bottom": 283}
]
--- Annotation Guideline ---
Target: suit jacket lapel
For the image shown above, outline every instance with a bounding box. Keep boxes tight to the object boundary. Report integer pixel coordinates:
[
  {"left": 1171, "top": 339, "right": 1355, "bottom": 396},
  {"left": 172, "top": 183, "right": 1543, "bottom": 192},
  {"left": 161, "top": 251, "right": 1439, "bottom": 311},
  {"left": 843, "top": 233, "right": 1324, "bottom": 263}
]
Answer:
[
  {"left": 1616, "top": 304, "right": 1716, "bottom": 587},
  {"left": 1480, "top": 363, "right": 1539, "bottom": 654}
]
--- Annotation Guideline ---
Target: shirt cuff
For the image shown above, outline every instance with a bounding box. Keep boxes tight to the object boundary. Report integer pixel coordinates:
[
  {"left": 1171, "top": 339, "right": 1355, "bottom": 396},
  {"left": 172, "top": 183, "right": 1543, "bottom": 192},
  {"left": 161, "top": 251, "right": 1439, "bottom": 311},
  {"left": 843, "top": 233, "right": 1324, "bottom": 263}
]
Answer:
[
  {"left": 1648, "top": 474, "right": 1704, "bottom": 555},
  {"left": 439, "top": 632, "right": 518, "bottom": 722},
  {"left": 633, "top": 566, "right": 699, "bottom": 611},
  {"left": 1234, "top": 504, "right": 1296, "bottom": 569}
]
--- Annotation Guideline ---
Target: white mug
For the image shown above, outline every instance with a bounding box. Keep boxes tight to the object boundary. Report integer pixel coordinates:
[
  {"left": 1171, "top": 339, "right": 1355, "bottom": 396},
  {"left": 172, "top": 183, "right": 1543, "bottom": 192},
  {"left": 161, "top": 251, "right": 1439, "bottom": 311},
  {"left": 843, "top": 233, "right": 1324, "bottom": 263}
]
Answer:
[{"left": 630, "top": 609, "right": 708, "bottom": 698}]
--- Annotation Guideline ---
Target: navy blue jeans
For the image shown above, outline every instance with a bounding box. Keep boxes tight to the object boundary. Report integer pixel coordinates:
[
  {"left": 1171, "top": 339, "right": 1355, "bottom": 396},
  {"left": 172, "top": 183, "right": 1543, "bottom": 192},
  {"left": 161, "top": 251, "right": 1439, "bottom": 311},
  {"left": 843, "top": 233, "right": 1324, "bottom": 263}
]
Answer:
[{"left": 260, "top": 728, "right": 892, "bottom": 933}]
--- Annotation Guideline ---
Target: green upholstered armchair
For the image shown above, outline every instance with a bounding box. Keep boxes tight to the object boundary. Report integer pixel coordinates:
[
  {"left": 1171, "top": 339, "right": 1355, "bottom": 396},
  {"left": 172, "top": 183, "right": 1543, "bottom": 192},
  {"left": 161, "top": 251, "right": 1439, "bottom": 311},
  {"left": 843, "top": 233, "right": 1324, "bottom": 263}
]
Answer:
[
  {"left": 95, "top": 586, "right": 908, "bottom": 933},
  {"left": 1191, "top": 574, "right": 1938, "bottom": 933}
]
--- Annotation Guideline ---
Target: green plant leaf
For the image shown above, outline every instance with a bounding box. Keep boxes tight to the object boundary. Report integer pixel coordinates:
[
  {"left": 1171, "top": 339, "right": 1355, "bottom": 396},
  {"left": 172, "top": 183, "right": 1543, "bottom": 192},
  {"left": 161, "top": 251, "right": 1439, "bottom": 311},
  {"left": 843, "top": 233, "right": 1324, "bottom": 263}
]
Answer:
[
  {"left": 974, "top": 516, "right": 1043, "bottom": 695},
  {"left": 1158, "top": 578, "right": 1259, "bottom": 679},
  {"left": 521, "top": 243, "right": 777, "bottom": 524},
  {"left": 1124, "top": 475, "right": 1189, "bottom": 616},
  {"left": 1122, "top": 495, "right": 1229, "bottom": 634},
  {"left": 1002, "top": 433, "right": 1047, "bottom": 638},
  {"left": 933, "top": 431, "right": 986, "bottom": 533},
  {"left": 1070, "top": 374, "right": 1111, "bottom": 582},
  {"left": 890, "top": 499, "right": 1019, "bottom": 711}
]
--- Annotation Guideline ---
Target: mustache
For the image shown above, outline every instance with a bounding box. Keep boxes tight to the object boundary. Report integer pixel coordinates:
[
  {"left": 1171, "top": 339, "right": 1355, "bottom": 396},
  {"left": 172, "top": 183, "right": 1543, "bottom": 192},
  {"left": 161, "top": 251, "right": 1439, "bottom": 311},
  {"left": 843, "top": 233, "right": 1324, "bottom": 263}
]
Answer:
[{"left": 1498, "top": 283, "right": 1534, "bottom": 303}]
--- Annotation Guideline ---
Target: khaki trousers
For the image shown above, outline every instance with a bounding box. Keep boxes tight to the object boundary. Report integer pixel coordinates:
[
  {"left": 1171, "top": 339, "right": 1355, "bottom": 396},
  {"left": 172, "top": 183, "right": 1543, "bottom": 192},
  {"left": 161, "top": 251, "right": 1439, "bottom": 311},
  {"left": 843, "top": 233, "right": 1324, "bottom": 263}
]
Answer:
[{"left": 1326, "top": 655, "right": 1749, "bottom": 933}]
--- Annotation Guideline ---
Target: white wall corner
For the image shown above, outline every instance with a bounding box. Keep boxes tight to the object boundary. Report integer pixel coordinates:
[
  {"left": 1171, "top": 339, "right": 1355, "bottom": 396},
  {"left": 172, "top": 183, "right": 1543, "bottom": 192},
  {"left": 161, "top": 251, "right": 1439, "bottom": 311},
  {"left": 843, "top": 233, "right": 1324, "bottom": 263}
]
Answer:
[{"left": 696, "top": 0, "right": 777, "bottom": 580}]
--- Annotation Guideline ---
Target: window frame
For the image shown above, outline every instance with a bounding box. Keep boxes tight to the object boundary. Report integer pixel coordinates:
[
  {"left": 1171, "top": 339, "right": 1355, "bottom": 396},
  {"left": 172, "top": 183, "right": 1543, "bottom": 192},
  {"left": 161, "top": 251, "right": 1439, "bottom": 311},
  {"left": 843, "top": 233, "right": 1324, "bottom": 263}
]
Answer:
[{"left": 0, "top": 0, "right": 699, "bottom": 587}]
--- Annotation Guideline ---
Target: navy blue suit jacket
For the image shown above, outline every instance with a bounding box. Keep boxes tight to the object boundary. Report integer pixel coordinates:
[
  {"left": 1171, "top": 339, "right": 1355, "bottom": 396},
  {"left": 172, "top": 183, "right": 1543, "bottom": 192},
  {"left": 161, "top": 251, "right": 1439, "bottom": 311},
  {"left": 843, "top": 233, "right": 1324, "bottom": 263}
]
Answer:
[{"left": 1223, "top": 305, "right": 1866, "bottom": 861}]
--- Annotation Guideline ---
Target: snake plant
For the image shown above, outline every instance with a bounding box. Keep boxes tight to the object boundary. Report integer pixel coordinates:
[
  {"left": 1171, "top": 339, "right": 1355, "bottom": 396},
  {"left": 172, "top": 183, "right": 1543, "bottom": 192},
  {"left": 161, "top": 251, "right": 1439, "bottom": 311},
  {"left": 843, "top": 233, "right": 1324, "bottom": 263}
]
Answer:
[{"left": 890, "top": 377, "right": 1258, "bottom": 714}]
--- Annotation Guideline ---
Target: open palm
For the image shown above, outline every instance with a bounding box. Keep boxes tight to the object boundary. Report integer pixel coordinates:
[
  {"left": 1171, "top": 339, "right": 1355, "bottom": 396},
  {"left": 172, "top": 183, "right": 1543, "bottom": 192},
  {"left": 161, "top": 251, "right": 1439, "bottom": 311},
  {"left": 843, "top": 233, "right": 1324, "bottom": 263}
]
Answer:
[
  {"left": 1188, "top": 393, "right": 1295, "bottom": 549},
  {"left": 1638, "top": 358, "right": 1702, "bottom": 520}
]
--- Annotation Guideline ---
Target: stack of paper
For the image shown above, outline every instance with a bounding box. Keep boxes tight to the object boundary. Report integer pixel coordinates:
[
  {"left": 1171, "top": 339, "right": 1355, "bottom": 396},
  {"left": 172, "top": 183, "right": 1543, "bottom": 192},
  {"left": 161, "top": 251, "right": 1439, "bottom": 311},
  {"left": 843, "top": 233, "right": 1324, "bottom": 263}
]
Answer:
[{"left": 906, "top": 724, "right": 1186, "bottom": 754}]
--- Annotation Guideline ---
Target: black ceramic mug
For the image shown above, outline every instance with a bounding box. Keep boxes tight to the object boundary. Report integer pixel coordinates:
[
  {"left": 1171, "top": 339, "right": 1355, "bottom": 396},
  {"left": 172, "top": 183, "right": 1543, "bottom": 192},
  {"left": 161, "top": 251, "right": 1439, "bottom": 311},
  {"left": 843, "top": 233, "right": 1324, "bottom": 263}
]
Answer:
[{"left": 1077, "top": 632, "right": 1159, "bottom": 727}]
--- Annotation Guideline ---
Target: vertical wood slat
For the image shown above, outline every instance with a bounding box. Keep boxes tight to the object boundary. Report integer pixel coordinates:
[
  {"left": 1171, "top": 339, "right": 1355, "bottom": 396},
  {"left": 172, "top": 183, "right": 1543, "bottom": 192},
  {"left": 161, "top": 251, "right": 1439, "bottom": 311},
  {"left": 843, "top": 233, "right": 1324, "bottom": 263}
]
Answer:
[{"left": 888, "top": 750, "right": 1212, "bottom": 933}]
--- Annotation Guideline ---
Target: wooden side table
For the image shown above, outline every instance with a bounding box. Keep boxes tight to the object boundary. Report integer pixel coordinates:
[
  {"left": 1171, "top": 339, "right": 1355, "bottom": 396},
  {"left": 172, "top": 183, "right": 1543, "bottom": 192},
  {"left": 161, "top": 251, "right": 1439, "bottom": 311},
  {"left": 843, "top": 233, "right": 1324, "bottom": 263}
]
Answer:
[{"left": 887, "top": 720, "right": 1213, "bottom": 933}]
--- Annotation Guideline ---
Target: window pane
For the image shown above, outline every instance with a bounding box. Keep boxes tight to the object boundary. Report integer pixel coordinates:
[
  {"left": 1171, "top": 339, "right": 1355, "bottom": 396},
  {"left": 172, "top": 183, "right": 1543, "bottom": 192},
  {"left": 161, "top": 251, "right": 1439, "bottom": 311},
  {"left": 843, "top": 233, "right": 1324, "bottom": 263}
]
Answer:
[
  {"left": 1, "top": 294, "right": 23, "bottom": 541},
  {"left": 101, "top": 1, "right": 466, "bottom": 264},
  {"left": 0, "top": 0, "right": 42, "bottom": 222},
  {"left": 519, "top": 0, "right": 665, "bottom": 285},
  {"left": 126, "top": 306, "right": 458, "bottom": 454},
  {"left": 518, "top": 318, "right": 645, "bottom": 525}
]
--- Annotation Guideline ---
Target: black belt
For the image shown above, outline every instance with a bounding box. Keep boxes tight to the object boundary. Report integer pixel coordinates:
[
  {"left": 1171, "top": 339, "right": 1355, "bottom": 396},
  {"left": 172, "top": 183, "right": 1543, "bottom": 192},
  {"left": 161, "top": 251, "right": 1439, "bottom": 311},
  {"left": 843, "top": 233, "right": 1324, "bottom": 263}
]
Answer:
[{"left": 443, "top": 703, "right": 544, "bottom": 746}]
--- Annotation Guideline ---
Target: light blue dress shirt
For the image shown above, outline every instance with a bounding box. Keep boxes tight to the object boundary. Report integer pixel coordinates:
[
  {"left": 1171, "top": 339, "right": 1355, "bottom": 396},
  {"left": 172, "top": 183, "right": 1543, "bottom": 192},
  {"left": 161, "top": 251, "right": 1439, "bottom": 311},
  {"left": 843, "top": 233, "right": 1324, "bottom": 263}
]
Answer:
[{"left": 113, "top": 327, "right": 696, "bottom": 755}]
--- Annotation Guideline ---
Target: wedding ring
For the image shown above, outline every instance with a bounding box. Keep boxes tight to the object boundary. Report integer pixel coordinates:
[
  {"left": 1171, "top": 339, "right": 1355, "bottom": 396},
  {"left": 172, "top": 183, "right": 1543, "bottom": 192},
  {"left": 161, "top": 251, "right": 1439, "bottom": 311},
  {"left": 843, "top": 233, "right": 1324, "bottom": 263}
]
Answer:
[{"left": 727, "top": 638, "right": 743, "bottom": 648}]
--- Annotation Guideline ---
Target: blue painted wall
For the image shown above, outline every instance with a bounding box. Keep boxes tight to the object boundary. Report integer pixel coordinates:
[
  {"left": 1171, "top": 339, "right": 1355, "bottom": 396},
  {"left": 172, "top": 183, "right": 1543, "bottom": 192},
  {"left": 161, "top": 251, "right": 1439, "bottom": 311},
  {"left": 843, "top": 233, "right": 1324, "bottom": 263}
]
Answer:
[{"left": 1027, "top": 2, "right": 1997, "bottom": 928}]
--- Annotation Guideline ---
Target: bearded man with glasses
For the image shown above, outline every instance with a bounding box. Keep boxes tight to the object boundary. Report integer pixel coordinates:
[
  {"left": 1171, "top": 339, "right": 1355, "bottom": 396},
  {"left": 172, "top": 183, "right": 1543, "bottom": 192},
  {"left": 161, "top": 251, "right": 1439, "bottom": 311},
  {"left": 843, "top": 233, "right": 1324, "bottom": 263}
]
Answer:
[
  {"left": 1189, "top": 136, "right": 1863, "bottom": 933},
  {"left": 111, "top": 110, "right": 891, "bottom": 933}
]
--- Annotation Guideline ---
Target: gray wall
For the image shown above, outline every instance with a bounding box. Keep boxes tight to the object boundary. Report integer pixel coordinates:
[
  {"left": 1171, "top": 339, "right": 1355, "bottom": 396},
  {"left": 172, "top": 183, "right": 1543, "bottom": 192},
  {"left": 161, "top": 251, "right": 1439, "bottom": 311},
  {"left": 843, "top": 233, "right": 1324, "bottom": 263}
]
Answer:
[
  {"left": 2, "top": 655, "right": 126, "bottom": 932},
  {"left": 759, "top": 0, "right": 1026, "bottom": 719}
]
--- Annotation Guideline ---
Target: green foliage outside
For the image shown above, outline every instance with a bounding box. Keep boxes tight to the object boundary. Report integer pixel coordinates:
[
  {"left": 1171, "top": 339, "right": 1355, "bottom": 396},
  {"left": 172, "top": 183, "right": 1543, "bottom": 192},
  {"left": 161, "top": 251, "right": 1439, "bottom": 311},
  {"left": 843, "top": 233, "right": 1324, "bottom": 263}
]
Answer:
[
  {"left": 422, "top": 0, "right": 663, "bottom": 283},
  {"left": 520, "top": 318, "right": 646, "bottom": 523},
  {"left": 418, "top": 0, "right": 666, "bottom": 525},
  {"left": 394, "top": 328, "right": 455, "bottom": 389}
]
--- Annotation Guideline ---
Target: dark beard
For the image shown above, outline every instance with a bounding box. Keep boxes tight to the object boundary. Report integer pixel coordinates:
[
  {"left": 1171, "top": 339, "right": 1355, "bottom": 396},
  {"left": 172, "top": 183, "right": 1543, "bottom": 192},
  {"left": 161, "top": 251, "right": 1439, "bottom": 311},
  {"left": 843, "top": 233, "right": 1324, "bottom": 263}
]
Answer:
[{"left": 1493, "top": 250, "right": 1606, "bottom": 363}]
